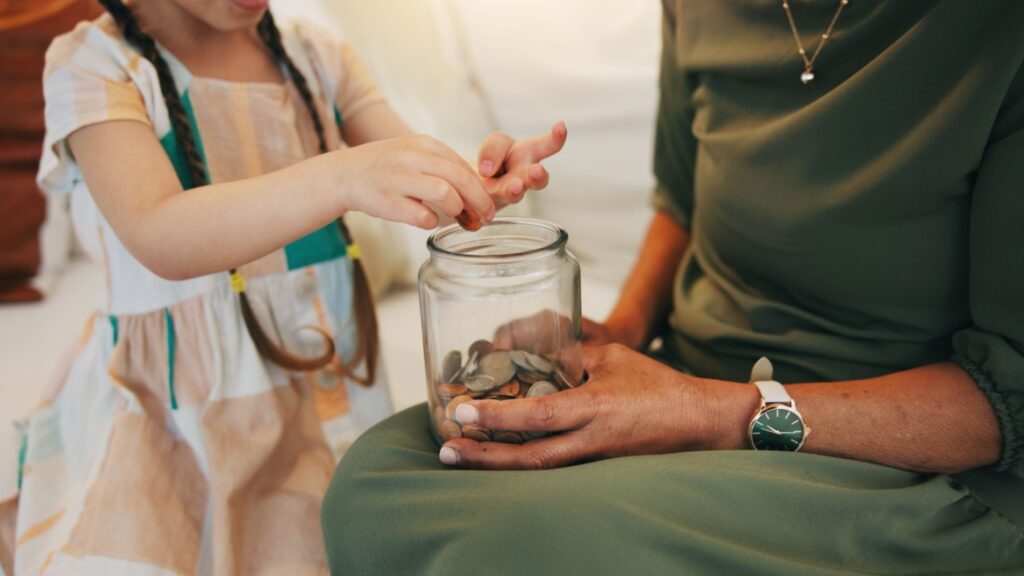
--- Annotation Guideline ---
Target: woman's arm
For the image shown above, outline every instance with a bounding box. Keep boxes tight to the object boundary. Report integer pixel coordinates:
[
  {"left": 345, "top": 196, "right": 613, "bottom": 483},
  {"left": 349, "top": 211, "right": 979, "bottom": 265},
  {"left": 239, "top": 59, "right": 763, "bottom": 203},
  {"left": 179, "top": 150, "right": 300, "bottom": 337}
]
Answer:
[
  {"left": 439, "top": 345, "right": 1001, "bottom": 474},
  {"left": 584, "top": 211, "right": 690, "bottom": 349},
  {"left": 69, "top": 119, "right": 493, "bottom": 280}
]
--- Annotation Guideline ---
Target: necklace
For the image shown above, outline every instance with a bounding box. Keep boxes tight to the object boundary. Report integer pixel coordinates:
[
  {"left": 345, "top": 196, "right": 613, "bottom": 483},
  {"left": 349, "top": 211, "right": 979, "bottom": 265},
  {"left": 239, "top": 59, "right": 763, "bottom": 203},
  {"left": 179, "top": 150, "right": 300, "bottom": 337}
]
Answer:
[{"left": 781, "top": 0, "right": 849, "bottom": 84}]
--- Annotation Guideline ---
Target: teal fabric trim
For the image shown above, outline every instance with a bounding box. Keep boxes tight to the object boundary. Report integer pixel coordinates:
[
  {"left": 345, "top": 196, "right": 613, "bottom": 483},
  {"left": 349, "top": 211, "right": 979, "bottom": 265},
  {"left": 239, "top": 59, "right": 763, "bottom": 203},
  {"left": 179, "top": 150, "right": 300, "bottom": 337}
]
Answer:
[
  {"left": 953, "top": 353, "right": 1021, "bottom": 473},
  {"left": 158, "top": 90, "right": 209, "bottom": 190},
  {"left": 110, "top": 315, "right": 119, "bottom": 346},
  {"left": 334, "top": 105, "right": 344, "bottom": 130},
  {"left": 165, "top": 308, "right": 178, "bottom": 410},
  {"left": 284, "top": 223, "right": 348, "bottom": 270},
  {"left": 16, "top": 426, "right": 27, "bottom": 491}
]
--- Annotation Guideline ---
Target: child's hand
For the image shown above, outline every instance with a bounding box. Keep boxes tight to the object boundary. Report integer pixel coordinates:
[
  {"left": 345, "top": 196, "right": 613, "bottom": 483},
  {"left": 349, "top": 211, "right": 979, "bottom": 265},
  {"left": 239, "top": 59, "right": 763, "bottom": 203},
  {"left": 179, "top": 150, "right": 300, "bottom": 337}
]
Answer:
[
  {"left": 476, "top": 121, "right": 568, "bottom": 209},
  {"left": 338, "top": 135, "right": 495, "bottom": 230}
]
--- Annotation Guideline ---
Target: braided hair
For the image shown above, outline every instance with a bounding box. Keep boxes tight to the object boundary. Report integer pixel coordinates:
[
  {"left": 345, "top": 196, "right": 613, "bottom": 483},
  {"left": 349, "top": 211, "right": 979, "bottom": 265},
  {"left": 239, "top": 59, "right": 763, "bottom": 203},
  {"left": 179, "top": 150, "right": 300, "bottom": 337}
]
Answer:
[{"left": 100, "top": 0, "right": 380, "bottom": 384}]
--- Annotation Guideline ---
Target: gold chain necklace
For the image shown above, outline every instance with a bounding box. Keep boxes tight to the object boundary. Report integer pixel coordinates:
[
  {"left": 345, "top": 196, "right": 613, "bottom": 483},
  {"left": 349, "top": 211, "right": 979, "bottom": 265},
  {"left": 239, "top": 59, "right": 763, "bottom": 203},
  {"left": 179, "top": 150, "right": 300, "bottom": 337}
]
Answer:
[{"left": 781, "top": 0, "right": 849, "bottom": 84}]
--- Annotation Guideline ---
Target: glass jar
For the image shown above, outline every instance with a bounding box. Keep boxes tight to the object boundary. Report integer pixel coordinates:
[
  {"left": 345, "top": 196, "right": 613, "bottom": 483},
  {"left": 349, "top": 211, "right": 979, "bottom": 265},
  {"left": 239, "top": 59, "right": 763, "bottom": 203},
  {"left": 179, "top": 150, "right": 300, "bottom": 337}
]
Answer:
[{"left": 419, "top": 218, "right": 583, "bottom": 445}]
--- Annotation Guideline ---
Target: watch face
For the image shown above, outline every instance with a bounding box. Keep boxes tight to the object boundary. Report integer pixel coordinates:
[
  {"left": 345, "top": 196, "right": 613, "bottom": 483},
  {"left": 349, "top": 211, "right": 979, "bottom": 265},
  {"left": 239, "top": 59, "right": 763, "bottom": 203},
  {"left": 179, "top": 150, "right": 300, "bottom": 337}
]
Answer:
[{"left": 750, "top": 407, "right": 806, "bottom": 451}]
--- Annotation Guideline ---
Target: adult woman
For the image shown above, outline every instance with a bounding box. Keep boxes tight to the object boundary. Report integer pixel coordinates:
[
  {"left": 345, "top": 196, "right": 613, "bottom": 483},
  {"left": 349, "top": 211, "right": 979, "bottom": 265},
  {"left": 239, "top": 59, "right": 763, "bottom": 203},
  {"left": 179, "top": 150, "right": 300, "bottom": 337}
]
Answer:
[{"left": 323, "top": 1, "right": 1024, "bottom": 573}]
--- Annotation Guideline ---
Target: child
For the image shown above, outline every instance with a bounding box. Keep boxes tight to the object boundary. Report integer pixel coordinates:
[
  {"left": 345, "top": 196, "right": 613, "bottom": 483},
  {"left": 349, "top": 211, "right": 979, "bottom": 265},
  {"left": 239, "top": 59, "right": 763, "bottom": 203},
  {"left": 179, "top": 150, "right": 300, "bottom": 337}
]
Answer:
[{"left": 6, "top": 0, "right": 566, "bottom": 573}]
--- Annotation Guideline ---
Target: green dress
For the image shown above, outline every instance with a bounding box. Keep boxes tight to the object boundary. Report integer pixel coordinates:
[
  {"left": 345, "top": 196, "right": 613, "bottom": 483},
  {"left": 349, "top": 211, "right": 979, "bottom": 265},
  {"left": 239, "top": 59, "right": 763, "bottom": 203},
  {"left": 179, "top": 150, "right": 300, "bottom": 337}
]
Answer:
[{"left": 322, "top": 1, "right": 1024, "bottom": 573}]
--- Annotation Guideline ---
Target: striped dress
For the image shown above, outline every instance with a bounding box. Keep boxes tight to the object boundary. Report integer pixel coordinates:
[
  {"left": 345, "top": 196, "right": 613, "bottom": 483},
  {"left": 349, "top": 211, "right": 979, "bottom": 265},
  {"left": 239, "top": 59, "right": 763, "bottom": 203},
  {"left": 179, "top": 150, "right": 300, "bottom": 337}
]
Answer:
[{"left": 4, "top": 14, "right": 393, "bottom": 575}]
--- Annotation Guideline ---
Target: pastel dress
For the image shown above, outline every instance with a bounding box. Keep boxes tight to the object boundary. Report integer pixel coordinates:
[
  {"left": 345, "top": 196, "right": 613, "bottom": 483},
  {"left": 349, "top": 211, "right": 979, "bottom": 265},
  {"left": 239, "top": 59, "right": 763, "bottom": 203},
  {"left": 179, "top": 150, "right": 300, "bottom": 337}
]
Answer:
[{"left": 3, "top": 15, "right": 392, "bottom": 576}]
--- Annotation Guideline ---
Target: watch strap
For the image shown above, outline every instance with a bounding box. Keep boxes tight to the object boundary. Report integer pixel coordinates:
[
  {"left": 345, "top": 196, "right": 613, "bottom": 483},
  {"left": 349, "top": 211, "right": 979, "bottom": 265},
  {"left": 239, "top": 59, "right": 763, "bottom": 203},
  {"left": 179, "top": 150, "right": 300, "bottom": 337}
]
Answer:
[{"left": 754, "top": 380, "right": 792, "bottom": 406}]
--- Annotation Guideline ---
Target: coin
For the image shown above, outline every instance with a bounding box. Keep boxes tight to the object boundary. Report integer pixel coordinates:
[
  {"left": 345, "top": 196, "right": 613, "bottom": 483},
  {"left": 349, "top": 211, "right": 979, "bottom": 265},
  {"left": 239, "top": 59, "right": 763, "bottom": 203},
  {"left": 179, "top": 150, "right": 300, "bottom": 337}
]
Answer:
[
  {"left": 466, "top": 374, "right": 498, "bottom": 392},
  {"left": 477, "top": 351, "right": 516, "bottom": 386},
  {"left": 455, "top": 209, "right": 482, "bottom": 232},
  {"left": 524, "top": 352, "right": 553, "bottom": 375},
  {"left": 461, "top": 425, "right": 491, "bottom": 442},
  {"left": 446, "top": 394, "right": 474, "bottom": 421},
  {"left": 433, "top": 405, "right": 447, "bottom": 429},
  {"left": 516, "top": 368, "right": 546, "bottom": 385},
  {"left": 509, "top": 350, "right": 532, "bottom": 372},
  {"left": 493, "top": 431, "right": 524, "bottom": 444},
  {"left": 497, "top": 381, "right": 520, "bottom": 397},
  {"left": 436, "top": 383, "right": 468, "bottom": 398},
  {"left": 468, "top": 339, "right": 495, "bottom": 359},
  {"left": 441, "top": 350, "right": 463, "bottom": 383},
  {"left": 439, "top": 420, "right": 462, "bottom": 441},
  {"left": 526, "top": 381, "right": 558, "bottom": 398}
]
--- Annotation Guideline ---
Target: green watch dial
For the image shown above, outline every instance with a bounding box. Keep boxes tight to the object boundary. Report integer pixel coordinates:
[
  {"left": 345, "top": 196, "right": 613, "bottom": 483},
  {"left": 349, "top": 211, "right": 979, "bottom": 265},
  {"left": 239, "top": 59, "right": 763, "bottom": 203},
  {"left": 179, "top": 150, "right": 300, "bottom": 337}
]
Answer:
[{"left": 750, "top": 406, "right": 806, "bottom": 452}]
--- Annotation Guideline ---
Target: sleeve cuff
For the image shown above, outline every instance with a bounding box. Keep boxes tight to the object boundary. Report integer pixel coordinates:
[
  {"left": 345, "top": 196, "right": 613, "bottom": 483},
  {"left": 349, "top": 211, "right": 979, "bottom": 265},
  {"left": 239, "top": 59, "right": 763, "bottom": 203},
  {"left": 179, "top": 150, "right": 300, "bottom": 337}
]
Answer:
[
  {"left": 953, "top": 353, "right": 1022, "bottom": 473},
  {"left": 650, "top": 183, "right": 691, "bottom": 231}
]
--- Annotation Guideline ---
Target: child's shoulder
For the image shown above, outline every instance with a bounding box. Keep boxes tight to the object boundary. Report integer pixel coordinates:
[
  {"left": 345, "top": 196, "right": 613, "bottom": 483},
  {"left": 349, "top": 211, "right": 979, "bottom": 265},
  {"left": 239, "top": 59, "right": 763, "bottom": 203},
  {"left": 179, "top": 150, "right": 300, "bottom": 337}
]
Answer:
[{"left": 44, "top": 13, "right": 138, "bottom": 80}]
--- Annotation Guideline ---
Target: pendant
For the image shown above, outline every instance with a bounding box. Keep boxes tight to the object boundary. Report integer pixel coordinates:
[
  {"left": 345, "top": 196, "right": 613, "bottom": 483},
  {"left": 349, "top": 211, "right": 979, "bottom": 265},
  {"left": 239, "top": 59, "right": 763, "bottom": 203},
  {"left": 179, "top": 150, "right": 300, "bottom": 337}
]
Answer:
[{"left": 800, "top": 69, "right": 815, "bottom": 84}]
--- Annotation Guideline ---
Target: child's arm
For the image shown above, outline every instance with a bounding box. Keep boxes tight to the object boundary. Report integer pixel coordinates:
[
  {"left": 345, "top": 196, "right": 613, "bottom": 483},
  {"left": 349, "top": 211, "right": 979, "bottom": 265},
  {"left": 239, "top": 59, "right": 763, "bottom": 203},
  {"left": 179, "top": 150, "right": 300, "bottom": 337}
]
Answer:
[
  {"left": 340, "top": 101, "right": 568, "bottom": 208},
  {"left": 68, "top": 119, "right": 494, "bottom": 281}
]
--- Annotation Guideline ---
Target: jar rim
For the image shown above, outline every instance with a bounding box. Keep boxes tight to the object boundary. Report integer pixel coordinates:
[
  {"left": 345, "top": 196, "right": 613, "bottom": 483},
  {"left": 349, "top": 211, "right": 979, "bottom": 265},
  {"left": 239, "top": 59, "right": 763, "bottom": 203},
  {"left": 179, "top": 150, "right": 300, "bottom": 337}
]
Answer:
[{"left": 427, "top": 218, "right": 568, "bottom": 262}]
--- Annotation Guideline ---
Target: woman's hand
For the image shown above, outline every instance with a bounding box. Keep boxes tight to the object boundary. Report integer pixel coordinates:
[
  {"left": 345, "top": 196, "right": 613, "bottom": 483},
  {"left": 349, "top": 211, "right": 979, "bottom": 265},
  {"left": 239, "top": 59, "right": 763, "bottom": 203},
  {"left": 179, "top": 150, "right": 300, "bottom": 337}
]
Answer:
[
  {"left": 336, "top": 134, "right": 496, "bottom": 229},
  {"left": 581, "top": 317, "right": 646, "bottom": 349},
  {"left": 438, "top": 344, "right": 754, "bottom": 470},
  {"left": 477, "top": 121, "right": 568, "bottom": 208}
]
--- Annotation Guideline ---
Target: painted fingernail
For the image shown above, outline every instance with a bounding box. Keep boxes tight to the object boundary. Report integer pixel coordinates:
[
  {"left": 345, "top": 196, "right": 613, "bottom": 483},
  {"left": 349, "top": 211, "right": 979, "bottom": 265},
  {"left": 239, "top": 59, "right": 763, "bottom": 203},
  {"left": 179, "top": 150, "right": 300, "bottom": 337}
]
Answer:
[
  {"left": 454, "top": 403, "right": 478, "bottom": 425},
  {"left": 439, "top": 446, "right": 460, "bottom": 466},
  {"left": 480, "top": 160, "right": 494, "bottom": 176}
]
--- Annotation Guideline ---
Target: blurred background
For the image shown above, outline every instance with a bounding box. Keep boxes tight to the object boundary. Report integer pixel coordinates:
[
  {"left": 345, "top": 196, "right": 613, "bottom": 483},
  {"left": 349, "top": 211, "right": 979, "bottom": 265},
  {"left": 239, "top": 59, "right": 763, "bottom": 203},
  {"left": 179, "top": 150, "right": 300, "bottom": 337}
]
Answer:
[{"left": 0, "top": 0, "right": 661, "bottom": 494}]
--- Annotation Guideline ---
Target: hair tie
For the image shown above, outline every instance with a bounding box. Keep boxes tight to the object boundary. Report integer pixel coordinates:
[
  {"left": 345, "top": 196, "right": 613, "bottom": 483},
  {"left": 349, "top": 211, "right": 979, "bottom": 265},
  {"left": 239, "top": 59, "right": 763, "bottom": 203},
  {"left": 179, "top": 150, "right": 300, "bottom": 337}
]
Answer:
[
  {"left": 346, "top": 244, "right": 362, "bottom": 261},
  {"left": 230, "top": 270, "right": 247, "bottom": 293}
]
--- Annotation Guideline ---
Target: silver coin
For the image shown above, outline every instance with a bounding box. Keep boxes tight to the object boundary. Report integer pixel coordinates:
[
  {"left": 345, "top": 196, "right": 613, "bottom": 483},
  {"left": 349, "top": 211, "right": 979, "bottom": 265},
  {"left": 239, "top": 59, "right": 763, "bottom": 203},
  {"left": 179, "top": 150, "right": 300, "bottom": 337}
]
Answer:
[
  {"left": 476, "top": 351, "right": 516, "bottom": 386},
  {"left": 441, "top": 350, "right": 463, "bottom": 383},
  {"left": 466, "top": 374, "right": 498, "bottom": 392},
  {"left": 526, "top": 381, "right": 558, "bottom": 398},
  {"left": 525, "top": 352, "right": 553, "bottom": 375},
  {"left": 509, "top": 350, "right": 532, "bottom": 371}
]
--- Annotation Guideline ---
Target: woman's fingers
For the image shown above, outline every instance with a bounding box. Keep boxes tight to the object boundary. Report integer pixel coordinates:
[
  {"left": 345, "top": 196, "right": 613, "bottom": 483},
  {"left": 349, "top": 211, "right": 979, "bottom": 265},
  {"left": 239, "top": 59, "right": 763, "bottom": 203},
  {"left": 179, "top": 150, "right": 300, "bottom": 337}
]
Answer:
[
  {"left": 477, "top": 131, "right": 516, "bottom": 177},
  {"left": 441, "top": 432, "right": 591, "bottom": 470},
  {"left": 453, "top": 387, "right": 596, "bottom": 432}
]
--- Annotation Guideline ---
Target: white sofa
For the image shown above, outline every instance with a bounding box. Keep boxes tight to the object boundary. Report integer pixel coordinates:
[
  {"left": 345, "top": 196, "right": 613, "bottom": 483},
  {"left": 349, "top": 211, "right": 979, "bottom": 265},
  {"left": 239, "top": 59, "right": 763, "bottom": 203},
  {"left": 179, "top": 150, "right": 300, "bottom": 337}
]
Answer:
[{"left": 0, "top": 0, "right": 660, "bottom": 498}]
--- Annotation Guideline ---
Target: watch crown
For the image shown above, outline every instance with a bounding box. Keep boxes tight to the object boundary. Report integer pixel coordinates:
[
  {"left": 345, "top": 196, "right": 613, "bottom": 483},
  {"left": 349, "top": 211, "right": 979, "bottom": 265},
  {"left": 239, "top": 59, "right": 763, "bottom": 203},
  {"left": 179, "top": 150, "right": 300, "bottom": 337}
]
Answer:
[{"left": 749, "top": 357, "right": 774, "bottom": 383}]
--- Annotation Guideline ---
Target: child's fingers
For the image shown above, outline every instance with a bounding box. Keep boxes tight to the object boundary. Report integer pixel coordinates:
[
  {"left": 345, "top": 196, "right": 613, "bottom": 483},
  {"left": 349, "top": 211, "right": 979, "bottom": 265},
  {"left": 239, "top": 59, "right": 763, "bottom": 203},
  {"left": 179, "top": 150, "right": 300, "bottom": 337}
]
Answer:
[
  {"left": 417, "top": 155, "right": 495, "bottom": 221},
  {"left": 381, "top": 195, "right": 439, "bottom": 230},
  {"left": 406, "top": 175, "right": 465, "bottom": 218},
  {"left": 519, "top": 121, "right": 568, "bottom": 163},
  {"left": 477, "top": 132, "right": 515, "bottom": 177}
]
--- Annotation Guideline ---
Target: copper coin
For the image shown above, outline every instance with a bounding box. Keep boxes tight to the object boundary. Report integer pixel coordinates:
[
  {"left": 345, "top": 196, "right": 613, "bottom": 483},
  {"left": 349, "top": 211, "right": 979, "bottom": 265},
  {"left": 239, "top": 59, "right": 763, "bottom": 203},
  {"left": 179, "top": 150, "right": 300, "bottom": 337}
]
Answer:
[
  {"left": 468, "top": 339, "right": 495, "bottom": 359},
  {"left": 497, "top": 381, "right": 520, "bottom": 397},
  {"left": 446, "top": 394, "right": 474, "bottom": 421},
  {"left": 461, "top": 425, "right": 491, "bottom": 442},
  {"left": 493, "top": 431, "right": 524, "bottom": 444},
  {"left": 436, "top": 383, "right": 468, "bottom": 398},
  {"left": 439, "top": 420, "right": 462, "bottom": 441},
  {"left": 455, "top": 209, "right": 482, "bottom": 231}
]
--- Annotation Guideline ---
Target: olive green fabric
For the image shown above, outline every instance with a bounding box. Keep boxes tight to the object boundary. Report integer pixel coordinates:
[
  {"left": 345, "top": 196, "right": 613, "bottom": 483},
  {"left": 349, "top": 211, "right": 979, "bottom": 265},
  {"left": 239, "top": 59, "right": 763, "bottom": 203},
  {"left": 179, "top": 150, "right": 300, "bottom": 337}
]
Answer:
[
  {"left": 322, "top": 1, "right": 1024, "bottom": 572},
  {"left": 652, "top": 0, "right": 1024, "bottom": 526},
  {"left": 323, "top": 406, "right": 1024, "bottom": 575}
]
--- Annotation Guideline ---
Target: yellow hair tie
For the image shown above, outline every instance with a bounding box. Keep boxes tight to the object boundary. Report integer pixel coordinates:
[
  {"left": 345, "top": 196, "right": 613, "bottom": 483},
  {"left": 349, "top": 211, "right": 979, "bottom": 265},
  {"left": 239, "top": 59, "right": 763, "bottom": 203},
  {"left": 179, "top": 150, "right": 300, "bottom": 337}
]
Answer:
[
  {"left": 346, "top": 243, "right": 362, "bottom": 261},
  {"left": 230, "top": 270, "right": 246, "bottom": 293}
]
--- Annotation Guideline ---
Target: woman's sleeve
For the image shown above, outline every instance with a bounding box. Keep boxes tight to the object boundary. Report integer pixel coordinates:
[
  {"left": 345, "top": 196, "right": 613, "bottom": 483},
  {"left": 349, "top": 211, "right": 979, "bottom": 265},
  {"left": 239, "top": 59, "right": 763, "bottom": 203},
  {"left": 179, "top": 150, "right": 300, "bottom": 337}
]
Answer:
[
  {"left": 37, "top": 22, "right": 152, "bottom": 195},
  {"left": 951, "top": 62, "right": 1024, "bottom": 477},
  {"left": 650, "top": 1, "right": 698, "bottom": 231}
]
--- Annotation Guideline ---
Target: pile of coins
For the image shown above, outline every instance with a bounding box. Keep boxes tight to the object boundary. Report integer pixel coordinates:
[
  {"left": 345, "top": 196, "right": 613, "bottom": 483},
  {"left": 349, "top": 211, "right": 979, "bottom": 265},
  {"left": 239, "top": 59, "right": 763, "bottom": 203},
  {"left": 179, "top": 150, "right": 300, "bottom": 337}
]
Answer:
[{"left": 431, "top": 339, "right": 576, "bottom": 444}]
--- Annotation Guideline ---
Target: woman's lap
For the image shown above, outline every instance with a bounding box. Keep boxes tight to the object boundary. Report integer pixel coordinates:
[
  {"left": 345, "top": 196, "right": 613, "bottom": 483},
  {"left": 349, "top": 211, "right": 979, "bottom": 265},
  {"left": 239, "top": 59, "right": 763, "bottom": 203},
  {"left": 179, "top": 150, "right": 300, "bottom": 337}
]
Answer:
[{"left": 322, "top": 405, "right": 1024, "bottom": 576}]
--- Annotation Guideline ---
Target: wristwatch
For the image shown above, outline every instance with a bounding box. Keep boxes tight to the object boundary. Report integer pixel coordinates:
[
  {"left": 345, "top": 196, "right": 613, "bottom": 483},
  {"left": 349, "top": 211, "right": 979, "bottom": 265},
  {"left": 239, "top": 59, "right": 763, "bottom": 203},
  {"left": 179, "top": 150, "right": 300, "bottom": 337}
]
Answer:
[{"left": 747, "top": 357, "right": 810, "bottom": 452}]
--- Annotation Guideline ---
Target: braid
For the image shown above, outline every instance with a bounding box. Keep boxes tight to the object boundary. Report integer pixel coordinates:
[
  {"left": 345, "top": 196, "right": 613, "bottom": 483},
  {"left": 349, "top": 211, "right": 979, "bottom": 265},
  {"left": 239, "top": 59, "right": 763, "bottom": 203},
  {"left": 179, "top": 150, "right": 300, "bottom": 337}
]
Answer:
[
  {"left": 99, "top": 0, "right": 207, "bottom": 188},
  {"left": 100, "top": 0, "right": 334, "bottom": 372},
  {"left": 258, "top": 11, "right": 380, "bottom": 387},
  {"left": 258, "top": 11, "right": 327, "bottom": 154}
]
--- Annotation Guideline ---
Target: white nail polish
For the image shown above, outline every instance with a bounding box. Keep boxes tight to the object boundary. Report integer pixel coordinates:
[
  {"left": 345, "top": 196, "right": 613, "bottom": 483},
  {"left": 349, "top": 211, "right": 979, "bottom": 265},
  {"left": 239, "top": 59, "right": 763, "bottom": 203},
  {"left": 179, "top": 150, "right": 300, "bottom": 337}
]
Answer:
[
  {"left": 454, "top": 403, "right": 478, "bottom": 425},
  {"left": 439, "top": 446, "right": 459, "bottom": 465}
]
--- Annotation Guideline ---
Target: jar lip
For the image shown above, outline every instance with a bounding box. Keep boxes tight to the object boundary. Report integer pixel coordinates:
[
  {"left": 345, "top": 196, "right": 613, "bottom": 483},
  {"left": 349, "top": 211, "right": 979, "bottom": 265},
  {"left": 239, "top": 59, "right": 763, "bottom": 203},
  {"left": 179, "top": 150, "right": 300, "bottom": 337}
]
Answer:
[{"left": 427, "top": 218, "right": 568, "bottom": 262}]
